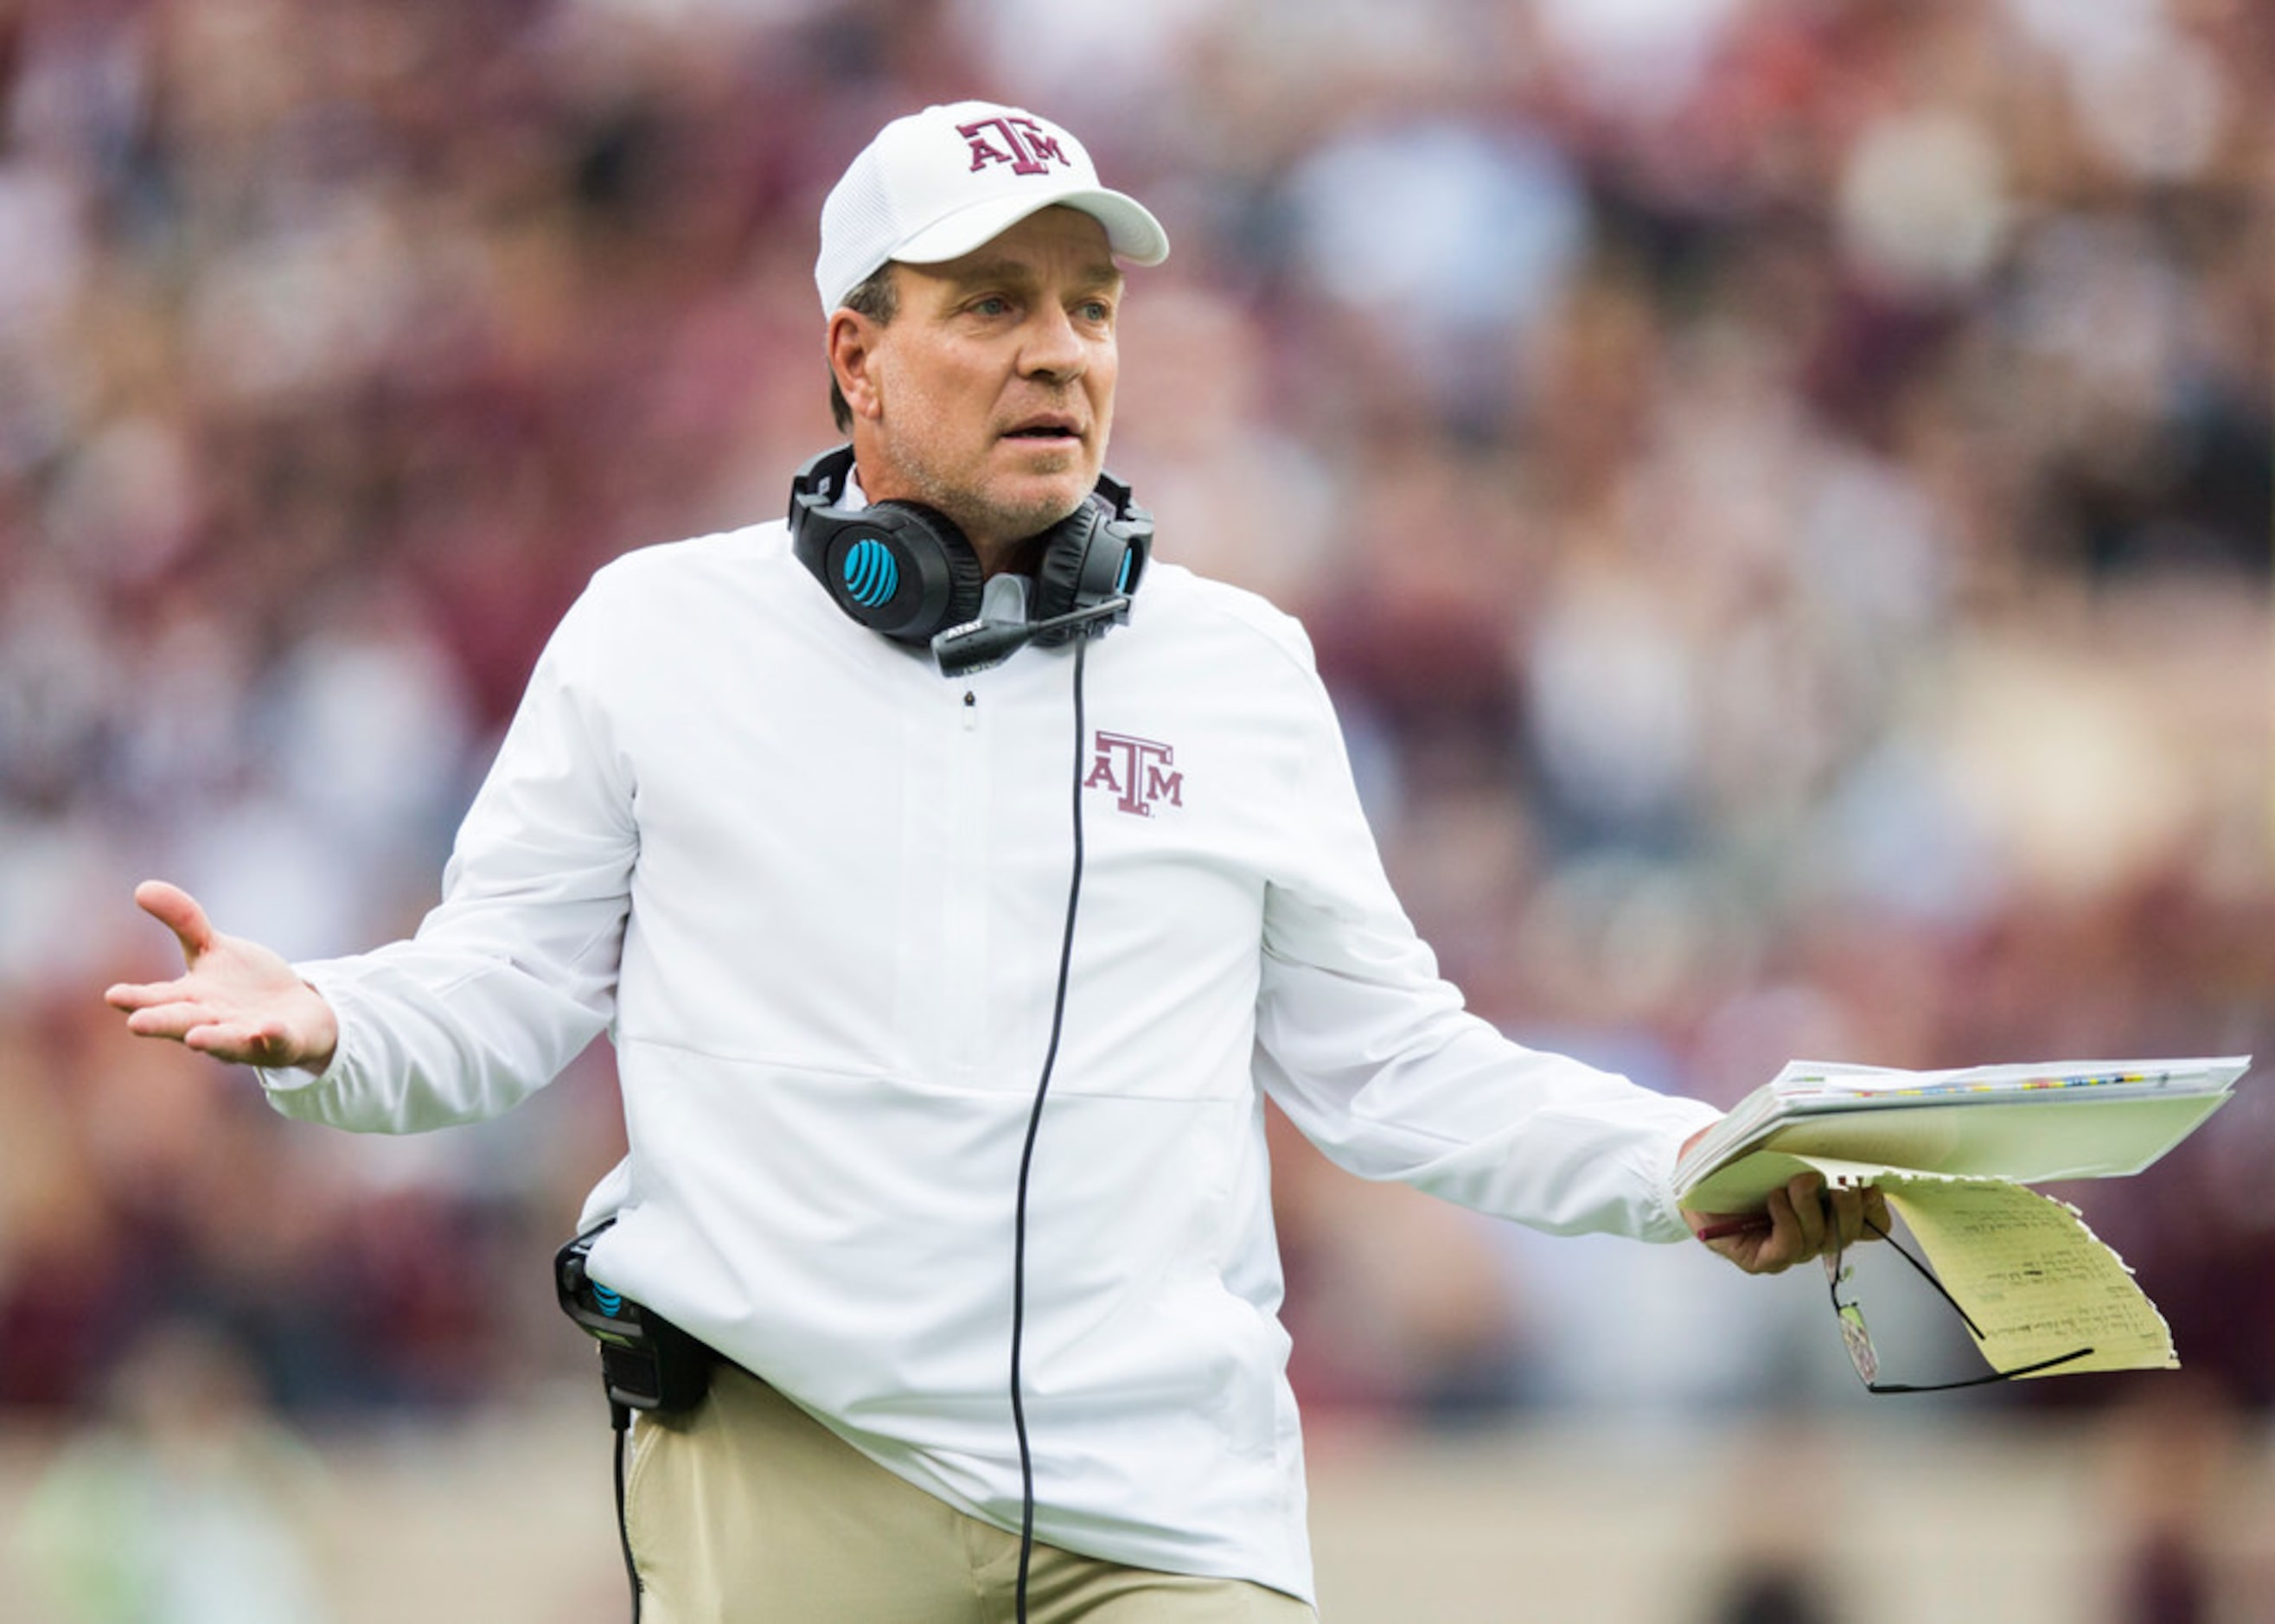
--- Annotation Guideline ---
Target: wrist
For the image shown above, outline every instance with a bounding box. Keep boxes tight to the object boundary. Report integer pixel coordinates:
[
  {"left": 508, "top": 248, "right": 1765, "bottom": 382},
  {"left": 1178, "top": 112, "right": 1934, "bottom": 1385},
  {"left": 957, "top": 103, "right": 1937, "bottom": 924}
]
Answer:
[{"left": 293, "top": 981, "right": 340, "bottom": 1073}]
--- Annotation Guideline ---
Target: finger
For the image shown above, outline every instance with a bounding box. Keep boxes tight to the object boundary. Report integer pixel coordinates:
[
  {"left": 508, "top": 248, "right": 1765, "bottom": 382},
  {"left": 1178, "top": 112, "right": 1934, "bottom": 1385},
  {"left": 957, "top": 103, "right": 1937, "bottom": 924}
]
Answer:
[
  {"left": 1752, "top": 1185, "right": 1801, "bottom": 1275},
  {"left": 1784, "top": 1173, "right": 1829, "bottom": 1256},
  {"left": 1862, "top": 1186, "right": 1892, "bottom": 1241},
  {"left": 1825, "top": 1183, "right": 1867, "bottom": 1250},
  {"left": 105, "top": 978, "right": 191, "bottom": 1011},
  {"left": 133, "top": 879, "right": 216, "bottom": 964},
  {"left": 182, "top": 1022, "right": 287, "bottom": 1065},
  {"left": 124, "top": 1001, "right": 216, "bottom": 1042}
]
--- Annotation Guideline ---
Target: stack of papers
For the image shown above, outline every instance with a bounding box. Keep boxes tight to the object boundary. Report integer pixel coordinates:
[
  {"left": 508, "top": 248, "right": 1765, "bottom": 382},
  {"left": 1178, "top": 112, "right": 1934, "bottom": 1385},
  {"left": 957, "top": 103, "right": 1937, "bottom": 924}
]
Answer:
[{"left": 1677, "top": 1057, "right": 2244, "bottom": 1210}]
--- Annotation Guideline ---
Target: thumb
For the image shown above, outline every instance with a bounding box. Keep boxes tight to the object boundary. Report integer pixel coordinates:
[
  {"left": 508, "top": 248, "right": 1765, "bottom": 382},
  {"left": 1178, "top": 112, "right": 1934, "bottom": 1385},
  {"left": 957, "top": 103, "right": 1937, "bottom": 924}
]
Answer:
[{"left": 134, "top": 879, "right": 217, "bottom": 965}]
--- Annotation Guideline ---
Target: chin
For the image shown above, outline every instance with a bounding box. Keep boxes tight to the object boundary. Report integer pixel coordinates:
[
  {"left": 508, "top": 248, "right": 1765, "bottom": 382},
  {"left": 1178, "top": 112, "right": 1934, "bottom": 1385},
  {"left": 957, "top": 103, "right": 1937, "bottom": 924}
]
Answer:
[
  {"left": 991, "top": 470, "right": 1094, "bottom": 532},
  {"left": 997, "top": 434, "right": 1094, "bottom": 477}
]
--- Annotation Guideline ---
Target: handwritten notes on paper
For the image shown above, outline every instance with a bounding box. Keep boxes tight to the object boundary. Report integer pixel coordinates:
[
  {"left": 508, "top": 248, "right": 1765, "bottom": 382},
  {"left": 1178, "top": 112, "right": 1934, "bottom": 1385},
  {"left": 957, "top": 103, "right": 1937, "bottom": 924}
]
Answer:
[{"left": 1877, "top": 1176, "right": 2175, "bottom": 1373}]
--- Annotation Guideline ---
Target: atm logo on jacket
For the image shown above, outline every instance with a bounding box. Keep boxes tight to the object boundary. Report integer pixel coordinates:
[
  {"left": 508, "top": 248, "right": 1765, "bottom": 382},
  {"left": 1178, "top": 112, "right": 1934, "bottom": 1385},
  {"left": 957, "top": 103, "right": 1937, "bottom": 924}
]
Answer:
[{"left": 1084, "top": 732, "right": 1182, "bottom": 817}]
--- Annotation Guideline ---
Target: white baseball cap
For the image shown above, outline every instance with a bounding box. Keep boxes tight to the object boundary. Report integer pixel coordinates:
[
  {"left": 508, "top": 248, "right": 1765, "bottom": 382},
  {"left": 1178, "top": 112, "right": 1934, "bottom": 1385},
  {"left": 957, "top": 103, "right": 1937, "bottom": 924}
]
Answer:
[{"left": 815, "top": 100, "right": 1170, "bottom": 315}]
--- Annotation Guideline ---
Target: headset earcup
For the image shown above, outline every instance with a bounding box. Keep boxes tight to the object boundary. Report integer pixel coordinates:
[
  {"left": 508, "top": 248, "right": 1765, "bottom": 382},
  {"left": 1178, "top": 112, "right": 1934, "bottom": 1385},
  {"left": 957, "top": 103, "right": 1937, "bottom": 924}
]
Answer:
[
  {"left": 811, "top": 502, "right": 984, "bottom": 645},
  {"left": 1029, "top": 502, "right": 1145, "bottom": 646},
  {"left": 1028, "top": 506, "right": 1098, "bottom": 626}
]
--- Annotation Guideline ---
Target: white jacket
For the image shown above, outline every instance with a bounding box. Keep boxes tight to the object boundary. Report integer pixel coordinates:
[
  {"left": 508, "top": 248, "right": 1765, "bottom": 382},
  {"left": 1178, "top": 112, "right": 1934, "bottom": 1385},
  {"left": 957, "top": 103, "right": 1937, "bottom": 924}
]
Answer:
[{"left": 265, "top": 521, "right": 1720, "bottom": 1602}]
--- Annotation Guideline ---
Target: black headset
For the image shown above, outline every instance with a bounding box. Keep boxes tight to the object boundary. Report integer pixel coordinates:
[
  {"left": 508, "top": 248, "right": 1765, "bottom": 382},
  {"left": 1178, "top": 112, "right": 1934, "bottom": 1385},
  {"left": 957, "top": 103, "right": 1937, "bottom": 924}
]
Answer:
[{"left": 787, "top": 444, "right": 1153, "bottom": 656}]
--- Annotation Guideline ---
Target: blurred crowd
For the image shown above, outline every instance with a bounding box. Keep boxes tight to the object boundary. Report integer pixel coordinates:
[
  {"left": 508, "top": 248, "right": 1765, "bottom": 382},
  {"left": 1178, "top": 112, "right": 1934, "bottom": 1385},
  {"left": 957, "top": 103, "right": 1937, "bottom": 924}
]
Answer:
[{"left": 1, "top": 0, "right": 2270, "bottom": 1455}]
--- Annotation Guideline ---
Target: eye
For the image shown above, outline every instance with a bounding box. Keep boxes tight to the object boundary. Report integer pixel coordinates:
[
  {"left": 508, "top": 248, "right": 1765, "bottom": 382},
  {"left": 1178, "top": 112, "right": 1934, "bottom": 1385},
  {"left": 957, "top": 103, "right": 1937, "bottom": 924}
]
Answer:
[
  {"left": 1077, "top": 298, "right": 1114, "bottom": 325},
  {"left": 969, "top": 295, "right": 1013, "bottom": 318}
]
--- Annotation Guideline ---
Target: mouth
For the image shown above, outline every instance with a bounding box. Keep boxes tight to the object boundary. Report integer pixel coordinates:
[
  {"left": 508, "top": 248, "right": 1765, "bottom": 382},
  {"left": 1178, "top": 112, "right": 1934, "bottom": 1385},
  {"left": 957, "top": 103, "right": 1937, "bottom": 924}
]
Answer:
[{"left": 999, "top": 415, "right": 1085, "bottom": 449}]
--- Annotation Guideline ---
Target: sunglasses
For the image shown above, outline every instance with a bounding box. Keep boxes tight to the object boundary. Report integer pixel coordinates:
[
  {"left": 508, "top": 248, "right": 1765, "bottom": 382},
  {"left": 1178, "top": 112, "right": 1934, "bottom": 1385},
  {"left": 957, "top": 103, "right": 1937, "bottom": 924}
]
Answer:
[{"left": 1827, "top": 1215, "right": 2095, "bottom": 1394}]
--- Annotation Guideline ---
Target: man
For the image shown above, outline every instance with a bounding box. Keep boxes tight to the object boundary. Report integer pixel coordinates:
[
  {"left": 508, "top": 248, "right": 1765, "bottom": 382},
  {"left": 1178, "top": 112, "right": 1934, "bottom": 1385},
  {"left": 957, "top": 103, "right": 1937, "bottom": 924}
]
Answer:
[{"left": 107, "top": 101, "right": 1875, "bottom": 1621}]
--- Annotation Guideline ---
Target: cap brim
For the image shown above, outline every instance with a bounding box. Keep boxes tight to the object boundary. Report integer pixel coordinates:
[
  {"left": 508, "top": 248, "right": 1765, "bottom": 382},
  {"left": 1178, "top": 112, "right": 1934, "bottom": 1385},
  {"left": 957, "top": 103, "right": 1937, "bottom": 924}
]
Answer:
[{"left": 892, "top": 186, "right": 1170, "bottom": 272}]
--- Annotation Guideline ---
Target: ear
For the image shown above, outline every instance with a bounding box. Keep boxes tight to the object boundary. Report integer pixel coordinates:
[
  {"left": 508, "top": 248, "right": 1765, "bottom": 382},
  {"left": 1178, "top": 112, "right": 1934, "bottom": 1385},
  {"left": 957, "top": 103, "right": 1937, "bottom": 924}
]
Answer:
[{"left": 828, "top": 309, "right": 885, "bottom": 423}]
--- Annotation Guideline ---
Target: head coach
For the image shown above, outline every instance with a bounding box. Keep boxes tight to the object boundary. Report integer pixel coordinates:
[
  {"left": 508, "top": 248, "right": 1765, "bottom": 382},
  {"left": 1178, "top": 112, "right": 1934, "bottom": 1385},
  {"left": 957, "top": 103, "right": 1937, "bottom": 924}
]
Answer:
[{"left": 107, "top": 100, "right": 1876, "bottom": 1622}]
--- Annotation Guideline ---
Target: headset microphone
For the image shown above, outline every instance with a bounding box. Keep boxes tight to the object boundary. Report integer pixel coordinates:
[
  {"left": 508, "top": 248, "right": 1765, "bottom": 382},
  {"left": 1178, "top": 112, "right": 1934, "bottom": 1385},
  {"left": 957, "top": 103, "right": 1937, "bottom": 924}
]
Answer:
[{"left": 931, "top": 595, "right": 1132, "bottom": 679}]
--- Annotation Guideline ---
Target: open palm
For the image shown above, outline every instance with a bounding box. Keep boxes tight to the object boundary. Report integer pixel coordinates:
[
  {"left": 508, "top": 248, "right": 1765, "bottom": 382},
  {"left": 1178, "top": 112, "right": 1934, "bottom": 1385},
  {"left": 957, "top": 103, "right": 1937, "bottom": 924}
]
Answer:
[{"left": 105, "top": 880, "right": 339, "bottom": 1071}]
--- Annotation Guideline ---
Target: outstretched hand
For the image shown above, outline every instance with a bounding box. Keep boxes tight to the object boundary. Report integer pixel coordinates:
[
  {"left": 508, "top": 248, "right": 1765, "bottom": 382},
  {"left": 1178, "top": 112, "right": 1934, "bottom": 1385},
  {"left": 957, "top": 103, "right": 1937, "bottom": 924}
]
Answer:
[
  {"left": 1684, "top": 1169, "right": 1889, "bottom": 1276},
  {"left": 104, "top": 880, "right": 339, "bottom": 1071}
]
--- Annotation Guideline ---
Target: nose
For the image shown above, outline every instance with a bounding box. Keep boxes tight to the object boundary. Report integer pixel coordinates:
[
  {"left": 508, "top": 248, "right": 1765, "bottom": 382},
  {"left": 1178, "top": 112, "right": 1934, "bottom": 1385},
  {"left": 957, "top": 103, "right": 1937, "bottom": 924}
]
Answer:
[{"left": 1019, "top": 304, "right": 1087, "bottom": 383}]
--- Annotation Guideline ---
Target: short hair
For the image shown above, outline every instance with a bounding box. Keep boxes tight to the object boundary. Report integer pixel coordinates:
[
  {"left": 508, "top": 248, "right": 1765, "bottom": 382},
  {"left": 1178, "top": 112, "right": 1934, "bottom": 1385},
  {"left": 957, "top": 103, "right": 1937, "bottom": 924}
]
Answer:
[{"left": 828, "top": 263, "right": 900, "bottom": 432}]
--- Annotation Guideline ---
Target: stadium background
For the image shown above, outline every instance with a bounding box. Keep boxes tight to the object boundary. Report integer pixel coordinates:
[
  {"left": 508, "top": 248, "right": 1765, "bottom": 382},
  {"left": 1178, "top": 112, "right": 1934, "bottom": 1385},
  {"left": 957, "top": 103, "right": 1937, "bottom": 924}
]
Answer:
[{"left": 0, "top": 0, "right": 2269, "bottom": 1618}]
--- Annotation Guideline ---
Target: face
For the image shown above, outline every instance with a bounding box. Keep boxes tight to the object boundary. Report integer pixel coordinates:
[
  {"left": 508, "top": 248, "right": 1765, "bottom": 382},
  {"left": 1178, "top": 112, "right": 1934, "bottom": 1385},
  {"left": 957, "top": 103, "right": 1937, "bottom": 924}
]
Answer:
[{"left": 831, "top": 207, "right": 1122, "bottom": 568}]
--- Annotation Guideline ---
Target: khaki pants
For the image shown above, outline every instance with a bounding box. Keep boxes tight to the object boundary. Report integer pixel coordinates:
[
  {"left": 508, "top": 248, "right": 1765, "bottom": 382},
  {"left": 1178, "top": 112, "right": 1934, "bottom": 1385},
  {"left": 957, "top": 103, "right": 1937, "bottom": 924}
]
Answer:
[{"left": 625, "top": 1362, "right": 1320, "bottom": 1623}]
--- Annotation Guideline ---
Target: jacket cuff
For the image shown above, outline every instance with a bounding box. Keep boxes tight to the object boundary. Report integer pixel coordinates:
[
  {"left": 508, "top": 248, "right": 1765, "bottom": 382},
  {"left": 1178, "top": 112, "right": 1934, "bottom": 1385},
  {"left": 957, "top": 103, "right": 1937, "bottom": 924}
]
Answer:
[{"left": 1647, "top": 1104, "right": 1723, "bottom": 1242}]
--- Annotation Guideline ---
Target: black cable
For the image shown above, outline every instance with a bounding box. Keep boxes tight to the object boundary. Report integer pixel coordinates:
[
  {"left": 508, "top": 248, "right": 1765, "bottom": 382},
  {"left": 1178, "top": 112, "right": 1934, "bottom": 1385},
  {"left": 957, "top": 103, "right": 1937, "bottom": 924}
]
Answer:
[
  {"left": 1012, "top": 635, "right": 1092, "bottom": 1624},
  {"left": 611, "top": 1400, "right": 642, "bottom": 1622}
]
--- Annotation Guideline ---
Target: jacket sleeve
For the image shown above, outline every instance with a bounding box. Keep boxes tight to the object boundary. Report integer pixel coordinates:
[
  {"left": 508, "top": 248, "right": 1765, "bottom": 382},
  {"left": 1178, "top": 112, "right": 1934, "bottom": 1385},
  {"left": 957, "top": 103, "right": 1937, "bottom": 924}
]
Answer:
[
  {"left": 258, "top": 581, "right": 638, "bottom": 1134},
  {"left": 1251, "top": 637, "right": 1718, "bottom": 1243}
]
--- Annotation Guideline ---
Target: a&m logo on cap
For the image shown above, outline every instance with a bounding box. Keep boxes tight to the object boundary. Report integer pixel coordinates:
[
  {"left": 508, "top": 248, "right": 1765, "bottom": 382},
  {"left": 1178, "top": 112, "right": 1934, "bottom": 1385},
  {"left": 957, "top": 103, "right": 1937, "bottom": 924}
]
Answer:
[{"left": 957, "top": 114, "right": 1072, "bottom": 176}]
